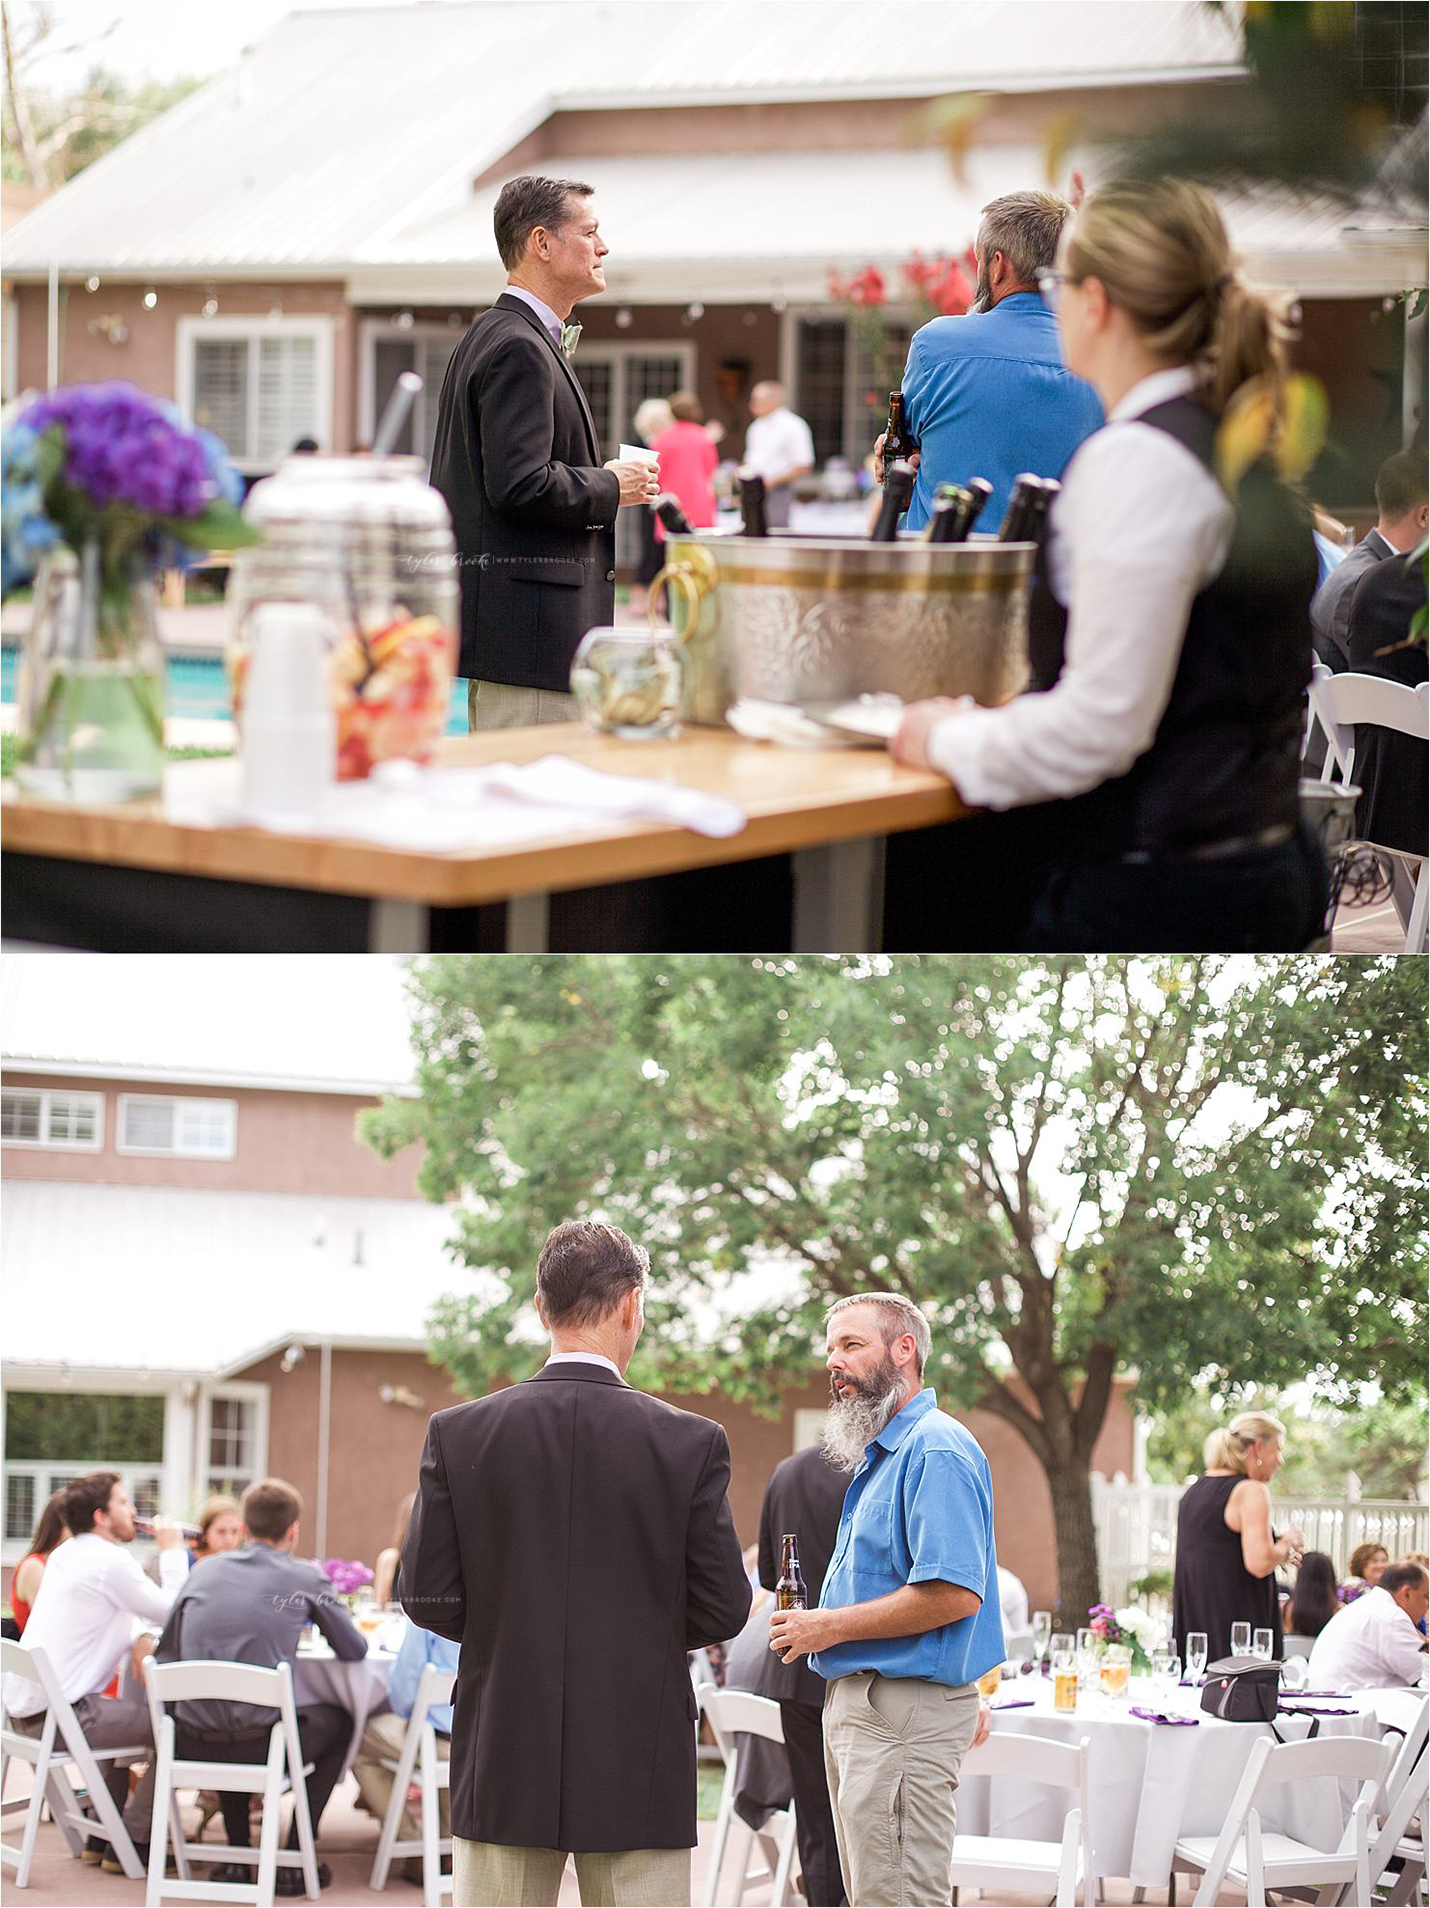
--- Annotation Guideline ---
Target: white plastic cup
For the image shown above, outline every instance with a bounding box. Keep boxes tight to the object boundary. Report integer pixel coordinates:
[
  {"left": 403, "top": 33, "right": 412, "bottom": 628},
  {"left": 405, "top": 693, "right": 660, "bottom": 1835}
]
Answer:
[{"left": 240, "top": 601, "right": 337, "bottom": 819}]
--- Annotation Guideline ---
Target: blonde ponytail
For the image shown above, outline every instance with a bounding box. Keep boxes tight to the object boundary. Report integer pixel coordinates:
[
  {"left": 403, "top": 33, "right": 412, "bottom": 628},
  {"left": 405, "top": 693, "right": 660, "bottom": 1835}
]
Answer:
[
  {"left": 1067, "top": 177, "right": 1290, "bottom": 419},
  {"left": 1204, "top": 1409, "right": 1287, "bottom": 1475}
]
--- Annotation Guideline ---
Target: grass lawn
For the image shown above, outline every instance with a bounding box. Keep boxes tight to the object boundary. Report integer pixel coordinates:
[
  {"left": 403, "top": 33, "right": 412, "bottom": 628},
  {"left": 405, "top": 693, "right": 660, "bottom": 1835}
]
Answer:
[{"left": 697, "top": 1762, "right": 725, "bottom": 1820}]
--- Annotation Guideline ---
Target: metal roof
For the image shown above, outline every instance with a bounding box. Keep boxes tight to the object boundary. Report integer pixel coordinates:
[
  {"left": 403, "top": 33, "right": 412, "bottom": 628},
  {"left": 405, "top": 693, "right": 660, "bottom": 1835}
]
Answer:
[
  {"left": 2, "top": 1180, "right": 462, "bottom": 1372},
  {"left": 3, "top": 0, "right": 1244, "bottom": 277}
]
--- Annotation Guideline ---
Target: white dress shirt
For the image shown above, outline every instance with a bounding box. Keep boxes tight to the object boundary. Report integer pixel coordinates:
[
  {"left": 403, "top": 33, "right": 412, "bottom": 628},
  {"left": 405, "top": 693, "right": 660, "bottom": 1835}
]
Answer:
[
  {"left": 743, "top": 406, "right": 816, "bottom": 485},
  {"left": 2, "top": 1532, "right": 189, "bottom": 1717},
  {"left": 504, "top": 284, "right": 564, "bottom": 350},
  {"left": 543, "top": 1350, "right": 622, "bottom": 1379},
  {"left": 926, "top": 364, "right": 1234, "bottom": 809},
  {"left": 998, "top": 1565, "right": 1031, "bottom": 1635},
  {"left": 1306, "top": 1585, "right": 1427, "bottom": 1692}
]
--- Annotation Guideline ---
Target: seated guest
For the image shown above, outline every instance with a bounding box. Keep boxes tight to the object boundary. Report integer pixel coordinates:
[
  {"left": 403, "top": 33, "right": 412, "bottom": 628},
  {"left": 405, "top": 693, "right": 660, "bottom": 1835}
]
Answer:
[
  {"left": 892, "top": 177, "right": 1324, "bottom": 952},
  {"left": 1284, "top": 1550, "right": 1339, "bottom": 1638},
  {"left": 1308, "top": 1558, "right": 1428, "bottom": 1691},
  {"left": 1348, "top": 1541, "right": 1390, "bottom": 1591},
  {"left": 1310, "top": 451, "right": 1428, "bottom": 671},
  {"left": 9, "top": 1490, "right": 68, "bottom": 1633},
  {"left": 1, "top": 1472, "right": 187, "bottom": 1871},
  {"left": 997, "top": 1564, "right": 1031, "bottom": 1637},
  {"left": 893, "top": 190, "right": 1102, "bottom": 531},
  {"left": 154, "top": 1477, "right": 366, "bottom": 1895},
  {"left": 352, "top": 1617, "right": 459, "bottom": 1884},
  {"left": 374, "top": 1491, "right": 415, "bottom": 1609},
  {"left": 145, "top": 1493, "right": 243, "bottom": 1585}
]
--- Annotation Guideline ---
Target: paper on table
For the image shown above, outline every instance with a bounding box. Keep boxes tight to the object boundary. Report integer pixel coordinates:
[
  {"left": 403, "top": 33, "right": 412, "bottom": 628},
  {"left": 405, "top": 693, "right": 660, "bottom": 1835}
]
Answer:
[{"left": 620, "top": 443, "right": 659, "bottom": 465}]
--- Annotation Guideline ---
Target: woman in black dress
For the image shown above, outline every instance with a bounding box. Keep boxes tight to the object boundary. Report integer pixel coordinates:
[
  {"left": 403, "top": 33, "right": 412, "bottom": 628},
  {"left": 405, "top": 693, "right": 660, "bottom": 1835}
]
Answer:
[{"left": 1173, "top": 1410, "right": 1306, "bottom": 1662}]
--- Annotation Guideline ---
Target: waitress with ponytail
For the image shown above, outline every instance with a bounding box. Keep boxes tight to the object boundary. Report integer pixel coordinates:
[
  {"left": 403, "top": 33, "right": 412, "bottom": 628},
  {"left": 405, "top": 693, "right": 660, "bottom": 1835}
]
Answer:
[{"left": 892, "top": 177, "right": 1324, "bottom": 951}]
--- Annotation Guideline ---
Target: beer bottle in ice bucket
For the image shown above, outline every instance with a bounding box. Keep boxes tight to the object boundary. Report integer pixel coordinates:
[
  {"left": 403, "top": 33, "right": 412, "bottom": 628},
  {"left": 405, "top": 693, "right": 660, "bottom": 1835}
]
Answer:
[
  {"left": 958, "top": 477, "right": 995, "bottom": 539},
  {"left": 925, "top": 483, "right": 970, "bottom": 543},
  {"left": 653, "top": 493, "right": 693, "bottom": 537},
  {"left": 776, "top": 1534, "right": 808, "bottom": 1611},
  {"left": 739, "top": 467, "right": 769, "bottom": 538},
  {"left": 870, "top": 460, "right": 915, "bottom": 542},
  {"left": 882, "top": 392, "right": 916, "bottom": 483},
  {"left": 999, "top": 474, "right": 1059, "bottom": 545}
]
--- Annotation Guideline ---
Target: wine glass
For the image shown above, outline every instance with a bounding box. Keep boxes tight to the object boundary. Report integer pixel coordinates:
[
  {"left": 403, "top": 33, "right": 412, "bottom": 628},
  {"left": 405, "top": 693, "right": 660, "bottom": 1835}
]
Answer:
[
  {"left": 1231, "top": 1622, "right": 1251, "bottom": 1656},
  {"left": 1032, "top": 1610, "right": 1052, "bottom": 1668},
  {"left": 1186, "top": 1631, "right": 1208, "bottom": 1686},
  {"left": 1252, "top": 1628, "right": 1274, "bottom": 1661},
  {"left": 1152, "top": 1651, "right": 1181, "bottom": 1708}
]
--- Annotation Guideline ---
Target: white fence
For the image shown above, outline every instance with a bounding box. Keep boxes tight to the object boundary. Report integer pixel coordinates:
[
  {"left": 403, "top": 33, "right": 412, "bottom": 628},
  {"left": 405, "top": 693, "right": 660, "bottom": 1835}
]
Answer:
[{"left": 1092, "top": 1480, "right": 1429, "bottom": 1609}]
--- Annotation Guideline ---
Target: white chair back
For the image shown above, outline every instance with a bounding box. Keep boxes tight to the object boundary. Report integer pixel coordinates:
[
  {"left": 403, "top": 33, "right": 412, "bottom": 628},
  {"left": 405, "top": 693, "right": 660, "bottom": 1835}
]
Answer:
[
  {"left": 1, "top": 1638, "right": 148, "bottom": 1886},
  {"left": 369, "top": 1661, "right": 456, "bottom": 1906},
  {"left": 695, "top": 1683, "right": 797, "bottom": 1908},
  {"left": 140, "top": 1655, "right": 319, "bottom": 1906},
  {"left": 955, "top": 1730, "right": 1093, "bottom": 1908}
]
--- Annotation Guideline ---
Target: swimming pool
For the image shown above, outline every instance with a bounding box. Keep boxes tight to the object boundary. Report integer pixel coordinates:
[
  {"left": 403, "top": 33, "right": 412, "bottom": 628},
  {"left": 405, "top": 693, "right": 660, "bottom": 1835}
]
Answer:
[{"left": 0, "top": 643, "right": 469, "bottom": 735}]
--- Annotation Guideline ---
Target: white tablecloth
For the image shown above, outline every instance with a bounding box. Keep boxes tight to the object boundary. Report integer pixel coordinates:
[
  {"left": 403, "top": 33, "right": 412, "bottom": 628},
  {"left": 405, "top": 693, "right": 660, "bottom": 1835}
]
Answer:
[
  {"left": 293, "top": 1646, "right": 396, "bottom": 1773},
  {"left": 956, "top": 1680, "right": 1384, "bottom": 1887}
]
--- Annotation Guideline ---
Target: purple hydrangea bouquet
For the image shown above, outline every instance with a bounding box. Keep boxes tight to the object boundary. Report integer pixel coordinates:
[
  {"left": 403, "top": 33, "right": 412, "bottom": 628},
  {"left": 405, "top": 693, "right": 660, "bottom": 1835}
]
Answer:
[
  {"left": 3, "top": 381, "right": 255, "bottom": 799},
  {"left": 320, "top": 1558, "right": 376, "bottom": 1610}
]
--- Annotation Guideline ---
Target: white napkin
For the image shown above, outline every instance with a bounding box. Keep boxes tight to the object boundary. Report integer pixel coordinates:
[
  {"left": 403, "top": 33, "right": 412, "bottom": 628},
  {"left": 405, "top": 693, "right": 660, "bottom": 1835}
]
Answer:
[{"left": 164, "top": 754, "right": 745, "bottom": 846}]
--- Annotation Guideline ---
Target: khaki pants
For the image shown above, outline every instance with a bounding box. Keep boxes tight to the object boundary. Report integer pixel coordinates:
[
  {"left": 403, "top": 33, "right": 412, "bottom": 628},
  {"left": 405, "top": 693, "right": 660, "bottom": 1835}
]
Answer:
[
  {"left": 452, "top": 1838, "right": 689, "bottom": 1907},
  {"left": 468, "top": 679, "right": 577, "bottom": 732},
  {"left": 351, "top": 1709, "right": 450, "bottom": 1845},
  {"left": 823, "top": 1671, "right": 980, "bottom": 1907}
]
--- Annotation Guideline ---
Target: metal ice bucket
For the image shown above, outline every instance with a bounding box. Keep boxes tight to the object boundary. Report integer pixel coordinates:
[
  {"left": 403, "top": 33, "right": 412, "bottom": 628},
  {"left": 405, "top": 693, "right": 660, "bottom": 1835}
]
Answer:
[{"left": 650, "top": 532, "right": 1034, "bottom": 726}]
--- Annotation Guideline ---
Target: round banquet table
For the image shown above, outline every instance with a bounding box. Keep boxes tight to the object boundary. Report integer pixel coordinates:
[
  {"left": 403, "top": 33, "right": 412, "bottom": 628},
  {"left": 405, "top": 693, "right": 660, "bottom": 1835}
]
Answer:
[
  {"left": 956, "top": 1677, "right": 1388, "bottom": 1888},
  {"left": 293, "top": 1642, "right": 397, "bottom": 1772}
]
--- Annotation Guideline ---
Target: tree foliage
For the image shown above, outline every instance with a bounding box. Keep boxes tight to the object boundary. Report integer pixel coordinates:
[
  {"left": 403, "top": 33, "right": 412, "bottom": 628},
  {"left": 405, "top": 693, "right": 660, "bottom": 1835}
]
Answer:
[{"left": 361, "top": 954, "right": 1426, "bottom": 1608}]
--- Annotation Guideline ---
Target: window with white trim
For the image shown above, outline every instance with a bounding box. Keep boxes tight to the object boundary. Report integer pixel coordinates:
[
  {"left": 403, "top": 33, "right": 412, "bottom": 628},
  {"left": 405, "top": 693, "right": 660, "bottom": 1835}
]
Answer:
[
  {"left": 181, "top": 318, "right": 332, "bottom": 472},
  {"left": 117, "top": 1094, "right": 236, "bottom": 1159},
  {"left": 1, "top": 1087, "right": 103, "bottom": 1150},
  {"left": 201, "top": 1388, "right": 266, "bottom": 1499}
]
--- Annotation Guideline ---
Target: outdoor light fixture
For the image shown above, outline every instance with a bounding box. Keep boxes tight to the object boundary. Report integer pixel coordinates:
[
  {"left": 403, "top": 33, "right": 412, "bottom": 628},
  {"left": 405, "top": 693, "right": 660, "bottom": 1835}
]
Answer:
[
  {"left": 143, "top": 289, "right": 158, "bottom": 309},
  {"left": 88, "top": 314, "right": 129, "bottom": 345},
  {"left": 685, "top": 301, "right": 704, "bottom": 322},
  {"left": 615, "top": 305, "right": 633, "bottom": 329},
  {"left": 394, "top": 309, "right": 415, "bottom": 330},
  {"left": 85, "top": 276, "right": 100, "bottom": 292},
  {"left": 202, "top": 297, "right": 219, "bottom": 318},
  {"left": 379, "top": 1384, "right": 426, "bottom": 1410},
  {"left": 280, "top": 1343, "right": 307, "bottom": 1373}
]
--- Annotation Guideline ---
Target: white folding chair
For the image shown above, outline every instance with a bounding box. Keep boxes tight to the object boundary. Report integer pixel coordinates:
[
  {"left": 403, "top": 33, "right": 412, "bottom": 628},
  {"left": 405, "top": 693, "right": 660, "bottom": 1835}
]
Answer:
[
  {"left": 141, "top": 1655, "right": 320, "bottom": 1907},
  {"left": 951, "top": 1730, "right": 1093, "bottom": 1908},
  {"left": 1003, "top": 1629, "right": 1036, "bottom": 1663},
  {"left": 696, "top": 1683, "right": 798, "bottom": 1908},
  {"left": 1309, "top": 664, "right": 1430, "bottom": 952},
  {"left": 368, "top": 1662, "right": 454, "bottom": 1906},
  {"left": 1343, "top": 1692, "right": 1429, "bottom": 1907},
  {"left": 1172, "top": 1730, "right": 1396, "bottom": 1907},
  {"left": 1282, "top": 1634, "right": 1315, "bottom": 1660},
  {"left": 0, "top": 1638, "right": 149, "bottom": 1886}
]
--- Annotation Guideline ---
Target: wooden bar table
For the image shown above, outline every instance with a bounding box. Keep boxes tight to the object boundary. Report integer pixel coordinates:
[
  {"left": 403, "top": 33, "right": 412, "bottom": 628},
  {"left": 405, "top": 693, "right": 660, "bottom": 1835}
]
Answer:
[{"left": 2, "top": 723, "right": 968, "bottom": 953}]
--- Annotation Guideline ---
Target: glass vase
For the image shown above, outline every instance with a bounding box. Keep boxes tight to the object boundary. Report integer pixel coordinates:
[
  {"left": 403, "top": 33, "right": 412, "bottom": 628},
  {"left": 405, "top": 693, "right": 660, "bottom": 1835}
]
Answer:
[
  {"left": 570, "top": 624, "right": 684, "bottom": 738},
  {"left": 14, "top": 541, "right": 165, "bottom": 801}
]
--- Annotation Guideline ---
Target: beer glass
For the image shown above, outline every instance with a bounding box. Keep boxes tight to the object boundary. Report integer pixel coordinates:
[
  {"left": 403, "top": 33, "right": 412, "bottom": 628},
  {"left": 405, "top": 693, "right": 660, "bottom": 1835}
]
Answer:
[
  {"left": 1186, "top": 1632, "right": 1208, "bottom": 1685},
  {"left": 1231, "top": 1622, "right": 1251, "bottom": 1656}
]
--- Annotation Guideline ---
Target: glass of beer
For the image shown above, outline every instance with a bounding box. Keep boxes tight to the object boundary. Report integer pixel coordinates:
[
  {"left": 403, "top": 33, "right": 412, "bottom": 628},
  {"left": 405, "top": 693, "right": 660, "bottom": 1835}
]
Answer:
[
  {"left": 975, "top": 1663, "right": 1002, "bottom": 1700},
  {"left": 1099, "top": 1644, "right": 1131, "bottom": 1699},
  {"left": 1054, "top": 1664, "right": 1079, "bottom": 1712}
]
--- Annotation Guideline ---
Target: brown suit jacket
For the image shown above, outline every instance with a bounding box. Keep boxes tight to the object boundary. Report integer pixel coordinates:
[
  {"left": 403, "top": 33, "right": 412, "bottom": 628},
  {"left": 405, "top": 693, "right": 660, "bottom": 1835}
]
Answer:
[{"left": 400, "top": 1361, "right": 751, "bottom": 1851}]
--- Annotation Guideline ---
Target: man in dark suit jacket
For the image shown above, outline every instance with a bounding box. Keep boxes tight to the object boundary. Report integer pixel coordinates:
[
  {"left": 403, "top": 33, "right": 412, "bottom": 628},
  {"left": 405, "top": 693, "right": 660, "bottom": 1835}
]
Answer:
[
  {"left": 428, "top": 175, "right": 656, "bottom": 731},
  {"left": 749, "top": 1445, "right": 849, "bottom": 1907},
  {"left": 1310, "top": 450, "right": 1428, "bottom": 670},
  {"left": 401, "top": 1220, "right": 751, "bottom": 1907}
]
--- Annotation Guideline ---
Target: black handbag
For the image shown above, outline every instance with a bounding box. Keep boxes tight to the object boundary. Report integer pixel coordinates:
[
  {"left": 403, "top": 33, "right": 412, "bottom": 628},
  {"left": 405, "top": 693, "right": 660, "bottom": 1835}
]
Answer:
[{"left": 1200, "top": 1653, "right": 1281, "bottom": 1723}]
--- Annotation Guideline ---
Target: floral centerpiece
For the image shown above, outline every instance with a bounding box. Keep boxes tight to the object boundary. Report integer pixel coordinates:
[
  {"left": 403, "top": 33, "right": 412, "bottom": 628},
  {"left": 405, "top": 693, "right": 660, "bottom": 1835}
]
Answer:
[
  {"left": 1088, "top": 1602, "right": 1160, "bottom": 1673},
  {"left": 320, "top": 1557, "right": 375, "bottom": 1612},
  {"left": 1336, "top": 1579, "right": 1371, "bottom": 1605},
  {"left": 2, "top": 381, "right": 255, "bottom": 799}
]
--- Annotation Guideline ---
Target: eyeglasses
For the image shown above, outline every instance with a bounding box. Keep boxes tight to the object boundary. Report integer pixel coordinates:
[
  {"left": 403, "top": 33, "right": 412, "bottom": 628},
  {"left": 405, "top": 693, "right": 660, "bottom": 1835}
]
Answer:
[{"left": 1036, "top": 267, "right": 1076, "bottom": 312}]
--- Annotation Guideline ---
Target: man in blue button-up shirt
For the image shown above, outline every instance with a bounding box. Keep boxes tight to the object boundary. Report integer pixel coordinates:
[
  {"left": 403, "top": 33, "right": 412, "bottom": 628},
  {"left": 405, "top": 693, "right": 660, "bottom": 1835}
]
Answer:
[
  {"left": 894, "top": 191, "right": 1102, "bottom": 532},
  {"left": 769, "top": 1294, "right": 1003, "bottom": 1907}
]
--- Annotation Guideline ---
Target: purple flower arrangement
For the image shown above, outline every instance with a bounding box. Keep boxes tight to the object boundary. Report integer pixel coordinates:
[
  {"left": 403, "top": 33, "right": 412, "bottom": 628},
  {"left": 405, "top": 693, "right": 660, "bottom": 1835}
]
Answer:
[
  {"left": 321, "top": 1558, "right": 375, "bottom": 1598},
  {"left": 1336, "top": 1580, "right": 1370, "bottom": 1605},
  {"left": 2, "top": 380, "right": 254, "bottom": 598}
]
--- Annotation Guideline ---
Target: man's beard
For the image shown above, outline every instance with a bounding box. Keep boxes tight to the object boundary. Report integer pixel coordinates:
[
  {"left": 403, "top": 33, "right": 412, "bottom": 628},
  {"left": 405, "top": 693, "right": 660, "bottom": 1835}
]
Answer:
[
  {"left": 821, "top": 1359, "right": 905, "bottom": 1473},
  {"left": 970, "top": 260, "right": 993, "bottom": 314}
]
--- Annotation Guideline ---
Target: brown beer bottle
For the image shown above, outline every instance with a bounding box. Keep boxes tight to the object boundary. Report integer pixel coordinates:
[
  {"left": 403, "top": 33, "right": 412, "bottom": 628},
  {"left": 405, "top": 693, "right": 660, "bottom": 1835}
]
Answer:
[
  {"left": 776, "top": 1533, "right": 808, "bottom": 1610},
  {"left": 882, "top": 391, "right": 917, "bottom": 483}
]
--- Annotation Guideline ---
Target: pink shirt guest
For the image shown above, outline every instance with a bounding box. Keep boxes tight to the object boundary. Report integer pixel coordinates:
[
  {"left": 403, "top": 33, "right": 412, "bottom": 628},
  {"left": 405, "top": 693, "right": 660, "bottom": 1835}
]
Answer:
[{"left": 652, "top": 391, "right": 718, "bottom": 540}]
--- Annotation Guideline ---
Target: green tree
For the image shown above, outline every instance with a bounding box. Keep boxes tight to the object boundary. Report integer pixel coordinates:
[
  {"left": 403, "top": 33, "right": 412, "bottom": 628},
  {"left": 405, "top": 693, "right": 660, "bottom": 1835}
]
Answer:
[
  {"left": 1148, "top": 1389, "right": 1429, "bottom": 1500},
  {"left": 361, "top": 955, "right": 1426, "bottom": 1618}
]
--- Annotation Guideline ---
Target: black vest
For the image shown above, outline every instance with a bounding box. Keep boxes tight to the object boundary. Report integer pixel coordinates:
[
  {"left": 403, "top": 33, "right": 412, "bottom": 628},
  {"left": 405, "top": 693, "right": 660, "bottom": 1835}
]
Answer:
[{"left": 1026, "top": 395, "right": 1316, "bottom": 858}]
